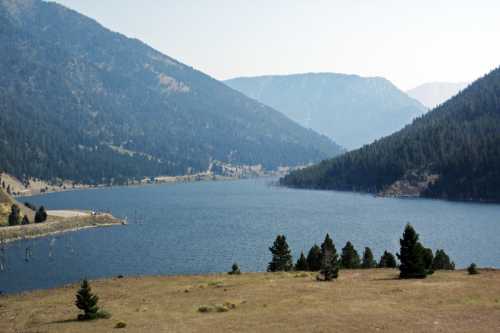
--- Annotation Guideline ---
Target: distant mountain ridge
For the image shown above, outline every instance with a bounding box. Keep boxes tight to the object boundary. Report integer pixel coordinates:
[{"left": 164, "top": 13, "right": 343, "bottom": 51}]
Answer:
[
  {"left": 281, "top": 66, "right": 500, "bottom": 202},
  {"left": 0, "top": 0, "right": 343, "bottom": 184},
  {"left": 225, "top": 73, "right": 426, "bottom": 149},
  {"left": 407, "top": 82, "right": 469, "bottom": 109}
]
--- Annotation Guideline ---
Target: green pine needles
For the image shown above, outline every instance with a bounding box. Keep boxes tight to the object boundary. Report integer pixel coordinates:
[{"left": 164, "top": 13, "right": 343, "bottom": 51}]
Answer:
[{"left": 75, "top": 279, "right": 109, "bottom": 320}]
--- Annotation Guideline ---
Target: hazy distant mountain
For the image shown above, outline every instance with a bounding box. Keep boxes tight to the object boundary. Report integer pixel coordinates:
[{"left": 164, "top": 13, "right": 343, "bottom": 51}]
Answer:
[
  {"left": 282, "top": 66, "right": 500, "bottom": 202},
  {"left": 225, "top": 73, "right": 426, "bottom": 149},
  {"left": 0, "top": 0, "right": 343, "bottom": 184},
  {"left": 407, "top": 82, "right": 469, "bottom": 109}
]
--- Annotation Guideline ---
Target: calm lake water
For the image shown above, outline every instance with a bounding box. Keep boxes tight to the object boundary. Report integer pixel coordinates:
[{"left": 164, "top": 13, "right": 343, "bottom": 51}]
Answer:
[{"left": 1, "top": 178, "right": 500, "bottom": 293}]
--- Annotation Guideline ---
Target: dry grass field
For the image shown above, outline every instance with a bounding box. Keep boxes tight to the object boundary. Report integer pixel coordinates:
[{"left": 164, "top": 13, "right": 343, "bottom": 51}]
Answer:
[{"left": 1, "top": 269, "right": 499, "bottom": 332}]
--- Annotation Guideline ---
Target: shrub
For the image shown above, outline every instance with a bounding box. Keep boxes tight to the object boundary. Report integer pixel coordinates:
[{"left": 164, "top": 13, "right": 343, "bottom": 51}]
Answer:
[
  {"left": 468, "top": 263, "right": 479, "bottom": 275},
  {"left": 267, "top": 235, "right": 293, "bottom": 272},
  {"left": 115, "top": 322, "right": 127, "bottom": 329},
  {"left": 228, "top": 263, "right": 241, "bottom": 275}
]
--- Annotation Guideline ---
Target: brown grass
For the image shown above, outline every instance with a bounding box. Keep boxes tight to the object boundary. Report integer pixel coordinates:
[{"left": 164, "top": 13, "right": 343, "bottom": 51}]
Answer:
[{"left": 1, "top": 269, "right": 499, "bottom": 332}]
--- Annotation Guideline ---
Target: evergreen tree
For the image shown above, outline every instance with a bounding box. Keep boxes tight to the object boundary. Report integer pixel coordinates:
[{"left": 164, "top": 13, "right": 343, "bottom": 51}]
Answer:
[
  {"left": 21, "top": 215, "right": 30, "bottom": 225},
  {"left": 420, "top": 245, "right": 434, "bottom": 273},
  {"left": 306, "top": 244, "right": 322, "bottom": 271},
  {"left": 267, "top": 235, "right": 293, "bottom": 272},
  {"left": 340, "top": 241, "right": 361, "bottom": 269},
  {"left": 432, "top": 250, "right": 455, "bottom": 270},
  {"left": 294, "top": 251, "right": 308, "bottom": 271},
  {"left": 228, "top": 262, "right": 241, "bottom": 275},
  {"left": 378, "top": 250, "right": 397, "bottom": 268},
  {"left": 34, "top": 206, "right": 48, "bottom": 223},
  {"left": 75, "top": 279, "right": 100, "bottom": 320},
  {"left": 467, "top": 263, "right": 479, "bottom": 275},
  {"left": 318, "top": 234, "right": 339, "bottom": 281},
  {"left": 397, "top": 224, "right": 427, "bottom": 279},
  {"left": 361, "top": 247, "right": 376, "bottom": 269},
  {"left": 8, "top": 204, "right": 21, "bottom": 226}
]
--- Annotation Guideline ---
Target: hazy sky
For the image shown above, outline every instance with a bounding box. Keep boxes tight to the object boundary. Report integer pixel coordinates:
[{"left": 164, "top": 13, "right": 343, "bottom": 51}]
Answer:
[{"left": 52, "top": 0, "right": 500, "bottom": 90}]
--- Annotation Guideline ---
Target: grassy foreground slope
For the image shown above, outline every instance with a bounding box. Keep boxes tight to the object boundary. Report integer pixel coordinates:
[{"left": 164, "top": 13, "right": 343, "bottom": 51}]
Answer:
[{"left": 1, "top": 270, "right": 499, "bottom": 332}]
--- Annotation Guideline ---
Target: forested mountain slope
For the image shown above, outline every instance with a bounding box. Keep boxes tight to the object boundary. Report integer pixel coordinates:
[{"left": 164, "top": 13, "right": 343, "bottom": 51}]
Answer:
[
  {"left": 0, "top": 0, "right": 342, "bottom": 185},
  {"left": 225, "top": 73, "right": 426, "bottom": 149},
  {"left": 281, "top": 67, "right": 500, "bottom": 202}
]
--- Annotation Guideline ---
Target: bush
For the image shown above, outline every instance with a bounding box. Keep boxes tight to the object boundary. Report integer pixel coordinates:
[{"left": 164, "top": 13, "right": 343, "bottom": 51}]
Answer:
[
  {"left": 468, "top": 263, "right": 479, "bottom": 275},
  {"left": 228, "top": 263, "right": 241, "bottom": 275},
  {"left": 115, "top": 322, "right": 127, "bottom": 329}
]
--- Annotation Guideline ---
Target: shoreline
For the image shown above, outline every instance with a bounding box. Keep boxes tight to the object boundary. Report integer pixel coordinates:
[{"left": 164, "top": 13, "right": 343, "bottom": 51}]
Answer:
[{"left": 0, "top": 213, "right": 125, "bottom": 244}]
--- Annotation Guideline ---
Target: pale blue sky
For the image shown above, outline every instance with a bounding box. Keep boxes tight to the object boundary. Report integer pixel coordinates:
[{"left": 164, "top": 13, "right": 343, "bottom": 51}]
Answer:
[{"left": 52, "top": 0, "right": 500, "bottom": 90}]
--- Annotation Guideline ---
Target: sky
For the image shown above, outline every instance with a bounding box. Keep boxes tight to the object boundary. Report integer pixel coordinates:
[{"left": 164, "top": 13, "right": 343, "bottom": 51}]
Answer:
[{"left": 52, "top": 0, "right": 500, "bottom": 90}]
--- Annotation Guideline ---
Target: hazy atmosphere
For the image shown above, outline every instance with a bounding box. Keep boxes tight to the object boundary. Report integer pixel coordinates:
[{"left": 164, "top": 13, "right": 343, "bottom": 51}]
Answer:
[{"left": 52, "top": 0, "right": 500, "bottom": 89}]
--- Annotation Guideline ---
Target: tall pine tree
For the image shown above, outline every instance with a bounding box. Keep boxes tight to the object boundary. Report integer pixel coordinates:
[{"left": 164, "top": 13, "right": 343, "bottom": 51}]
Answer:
[
  {"left": 295, "top": 251, "right": 308, "bottom": 271},
  {"left": 267, "top": 235, "right": 293, "bottom": 272},
  {"left": 397, "top": 224, "right": 427, "bottom": 279},
  {"left": 318, "top": 234, "right": 339, "bottom": 281},
  {"left": 378, "top": 250, "right": 397, "bottom": 268}
]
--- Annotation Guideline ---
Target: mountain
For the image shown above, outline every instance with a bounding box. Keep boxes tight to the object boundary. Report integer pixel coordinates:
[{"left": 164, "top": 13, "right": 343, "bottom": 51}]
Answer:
[
  {"left": 225, "top": 73, "right": 426, "bottom": 150},
  {"left": 281, "top": 66, "right": 500, "bottom": 202},
  {"left": 0, "top": 0, "right": 343, "bottom": 185},
  {"left": 407, "top": 82, "right": 469, "bottom": 109}
]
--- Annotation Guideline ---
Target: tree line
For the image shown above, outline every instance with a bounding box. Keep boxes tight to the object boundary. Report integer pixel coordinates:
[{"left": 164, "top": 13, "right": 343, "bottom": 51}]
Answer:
[{"left": 266, "top": 224, "right": 455, "bottom": 280}]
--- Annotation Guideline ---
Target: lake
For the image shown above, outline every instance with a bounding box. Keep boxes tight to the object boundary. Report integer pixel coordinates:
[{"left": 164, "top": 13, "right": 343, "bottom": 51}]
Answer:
[{"left": 1, "top": 178, "right": 500, "bottom": 293}]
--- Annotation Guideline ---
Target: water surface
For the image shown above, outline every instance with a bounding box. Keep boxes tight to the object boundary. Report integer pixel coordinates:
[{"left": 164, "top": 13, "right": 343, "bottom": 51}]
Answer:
[{"left": 1, "top": 178, "right": 499, "bottom": 293}]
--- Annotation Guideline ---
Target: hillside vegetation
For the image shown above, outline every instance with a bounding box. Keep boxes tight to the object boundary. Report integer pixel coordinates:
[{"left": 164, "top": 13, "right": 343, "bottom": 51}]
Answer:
[
  {"left": 1, "top": 270, "right": 499, "bottom": 332},
  {"left": 226, "top": 73, "right": 426, "bottom": 149},
  {"left": 282, "top": 67, "right": 500, "bottom": 202},
  {"left": 0, "top": 0, "right": 342, "bottom": 185}
]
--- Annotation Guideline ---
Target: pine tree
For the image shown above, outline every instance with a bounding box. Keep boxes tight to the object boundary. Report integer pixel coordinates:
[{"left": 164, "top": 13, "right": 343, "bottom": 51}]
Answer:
[
  {"left": 306, "top": 244, "right": 322, "bottom": 271},
  {"left": 21, "top": 215, "right": 30, "bottom": 225},
  {"left": 361, "top": 247, "right": 376, "bottom": 269},
  {"left": 432, "top": 250, "right": 455, "bottom": 270},
  {"left": 35, "top": 206, "right": 48, "bottom": 223},
  {"left": 75, "top": 279, "right": 100, "bottom": 320},
  {"left": 8, "top": 204, "right": 21, "bottom": 226},
  {"left": 378, "top": 251, "right": 397, "bottom": 268},
  {"left": 397, "top": 224, "right": 427, "bottom": 279},
  {"left": 267, "top": 235, "right": 293, "bottom": 272},
  {"left": 420, "top": 246, "right": 434, "bottom": 273},
  {"left": 294, "top": 251, "right": 308, "bottom": 271},
  {"left": 340, "top": 241, "right": 361, "bottom": 269},
  {"left": 467, "top": 263, "right": 479, "bottom": 275},
  {"left": 318, "top": 234, "right": 339, "bottom": 281}
]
